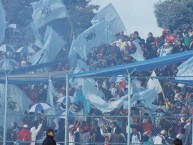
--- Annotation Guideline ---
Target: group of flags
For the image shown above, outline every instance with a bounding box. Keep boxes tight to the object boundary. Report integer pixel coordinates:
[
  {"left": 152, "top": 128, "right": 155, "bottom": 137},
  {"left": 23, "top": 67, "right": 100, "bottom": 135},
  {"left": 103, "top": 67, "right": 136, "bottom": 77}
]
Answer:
[
  {"left": 68, "top": 3, "right": 126, "bottom": 67},
  {"left": 1, "top": 0, "right": 193, "bottom": 116}
]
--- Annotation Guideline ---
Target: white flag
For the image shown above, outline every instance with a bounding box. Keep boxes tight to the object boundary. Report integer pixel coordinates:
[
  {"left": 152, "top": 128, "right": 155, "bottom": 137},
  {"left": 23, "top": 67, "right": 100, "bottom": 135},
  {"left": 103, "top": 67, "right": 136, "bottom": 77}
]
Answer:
[
  {"left": 131, "top": 78, "right": 145, "bottom": 94},
  {"left": 91, "top": 3, "right": 125, "bottom": 36},
  {"left": 131, "top": 89, "right": 157, "bottom": 109},
  {"left": 46, "top": 79, "right": 57, "bottom": 115},
  {"left": 72, "top": 20, "right": 116, "bottom": 60},
  {"left": 147, "top": 71, "right": 163, "bottom": 94},
  {"left": 130, "top": 41, "right": 145, "bottom": 61},
  {"left": 0, "top": 84, "right": 32, "bottom": 113},
  {"left": 31, "top": 0, "right": 68, "bottom": 29},
  {"left": 176, "top": 56, "right": 193, "bottom": 80},
  {"left": 0, "top": 1, "right": 6, "bottom": 43},
  {"left": 82, "top": 79, "right": 127, "bottom": 113},
  {"left": 29, "top": 26, "right": 66, "bottom": 65}
]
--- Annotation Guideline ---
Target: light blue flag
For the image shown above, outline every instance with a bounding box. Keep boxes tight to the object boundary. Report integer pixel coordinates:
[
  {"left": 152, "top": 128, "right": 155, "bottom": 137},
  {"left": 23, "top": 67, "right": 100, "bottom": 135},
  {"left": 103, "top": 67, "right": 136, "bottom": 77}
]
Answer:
[
  {"left": 0, "top": 84, "right": 32, "bottom": 128},
  {"left": 130, "top": 41, "right": 145, "bottom": 61},
  {"left": 46, "top": 79, "right": 58, "bottom": 127},
  {"left": 31, "top": 0, "right": 68, "bottom": 29},
  {"left": 0, "top": 1, "right": 6, "bottom": 43},
  {"left": 29, "top": 26, "right": 66, "bottom": 65},
  {"left": 74, "top": 89, "right": 90, "bottom": 115},
  {"left": 81, "top": 78, "right": 127, "bottom": 113},
  {"left": 131, "top": 88, "right": 157, "bottom": 109},
  {"left": 31, "top": 23, "right": 44, "bottom": 48},
  {"left": 68, "top": 38, "right": 78, "bottom": 67},
  {"left": 72, "top": 19, "right": 116, "bottom": 60},
  {"left": 176, "top": 56, "right": 193, "bottom": 80},
  {"left": 46, "top": 79, "right": 57, "bottom": 115},
  {"left": 91, "top": 3, "right": 126, "bottom": 36}
]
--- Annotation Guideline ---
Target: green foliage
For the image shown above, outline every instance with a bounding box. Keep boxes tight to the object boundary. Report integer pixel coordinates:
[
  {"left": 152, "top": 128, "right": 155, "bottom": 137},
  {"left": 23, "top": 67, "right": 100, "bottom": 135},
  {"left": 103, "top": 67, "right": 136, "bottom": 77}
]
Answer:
[
  {"left": 154, "top": 0, "right": 193, "bottom": 31},
  {"left": 63, "top": 0, "right": 99, "bottom": 35}
]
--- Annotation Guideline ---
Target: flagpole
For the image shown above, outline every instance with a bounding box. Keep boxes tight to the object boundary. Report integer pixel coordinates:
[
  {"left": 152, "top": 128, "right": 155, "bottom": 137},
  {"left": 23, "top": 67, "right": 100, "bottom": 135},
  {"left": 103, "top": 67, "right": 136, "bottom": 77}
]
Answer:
[
  {"left": 127, "top": 73, "right": 131, "bottom": 145},
  {"left": 3, "top": 73, "right": 8, "bottom": 145},
  {"left": 65, "top": 74, "right": 69, "bottom": 145},
  {"left": 127, "top": 69, "right": 135, "bottom": 145}
]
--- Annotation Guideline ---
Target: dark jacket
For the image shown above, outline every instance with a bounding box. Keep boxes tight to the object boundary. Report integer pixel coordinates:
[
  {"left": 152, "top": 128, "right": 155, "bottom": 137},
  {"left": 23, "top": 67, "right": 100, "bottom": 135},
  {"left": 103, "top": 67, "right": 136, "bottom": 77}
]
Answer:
[
  {"left": 42, "top": 135, "right": 56, "bottom": 145},
  {"left": 109, "top": 133, "right": 126, "bottom": 145}
]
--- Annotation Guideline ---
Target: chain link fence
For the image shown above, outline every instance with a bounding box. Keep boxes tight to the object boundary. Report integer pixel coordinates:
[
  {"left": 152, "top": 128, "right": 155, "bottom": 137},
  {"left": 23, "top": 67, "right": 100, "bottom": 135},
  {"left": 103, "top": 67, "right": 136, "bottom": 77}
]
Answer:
[{"left": 1, "top": 75, "right": 193, "bottom": 145}]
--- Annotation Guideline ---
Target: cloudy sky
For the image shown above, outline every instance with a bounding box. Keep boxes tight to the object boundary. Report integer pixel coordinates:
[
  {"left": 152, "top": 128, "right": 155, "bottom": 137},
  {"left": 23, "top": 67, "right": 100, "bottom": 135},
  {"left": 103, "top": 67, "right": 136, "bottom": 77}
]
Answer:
[{"left": 91, "top": 0, "right": 162, "bottom": 39}]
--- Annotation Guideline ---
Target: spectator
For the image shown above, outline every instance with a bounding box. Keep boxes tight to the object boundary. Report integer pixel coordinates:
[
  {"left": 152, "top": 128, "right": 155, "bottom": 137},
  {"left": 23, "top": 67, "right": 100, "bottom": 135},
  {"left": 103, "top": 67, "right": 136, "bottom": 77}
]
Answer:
[
  {"left": 109, "top": 127, "right": 126, "bottom": 145},
  {"left": 42, "top": 127, "right": 56, "bottom": 145},
  {"left": 183, "top": 31, "right": 191, "bottom": 47},
  {"left": 176, "top": 128, "right": 185, "bottom": 144},
  {"left": 100, "top": 126, "right": 112, "bottom": 145},
  {"left": 30, "top": 120, "right": 42, "bottom": 145},
  {"left": 82, "top": 126, "right": 90, "bottom": 145},
  {"left": 146, "top": 32, "right": 155, "bottom": 51},
  {"left": 153, "top": 130, "right": 169, "bottom": 145},
  {"left": 17, "top": 124, "right": 31, "bottom": 145},
  {"left": 7, "top": 122, "right": 20, "bottom": 145},
  {"left": 130, "top": 126, "right": 142, "bottom": 144}
]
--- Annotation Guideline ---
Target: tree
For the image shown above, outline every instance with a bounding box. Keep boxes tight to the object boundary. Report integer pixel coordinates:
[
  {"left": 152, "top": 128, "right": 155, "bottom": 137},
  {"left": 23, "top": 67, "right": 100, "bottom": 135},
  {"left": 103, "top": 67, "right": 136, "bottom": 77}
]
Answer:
[{"left": 154, "top": 0, "right": 193, "bottom": 31}]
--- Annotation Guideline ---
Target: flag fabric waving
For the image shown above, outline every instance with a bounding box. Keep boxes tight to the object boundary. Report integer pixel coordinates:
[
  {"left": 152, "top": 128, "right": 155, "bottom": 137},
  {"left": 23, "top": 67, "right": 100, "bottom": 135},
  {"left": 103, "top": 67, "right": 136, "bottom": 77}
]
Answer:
[
  {"left": 91, "top": 3, "right": 125, "bottom": 36},
  {"left": 69, "top": 3, "right": 125, "bottom": 63},
  {"left": 71, "top": 20, "right": 116, "bottom": 60},
  {"left": 130, "top": 41, "right": 145, "bottom": 61},
  {"left": 29, "top": 26, "right": 66, "bottom": 65},
  {"left": 31, "top": 0, "right": 68, "bottom": 29},
  {"left": 0, "top": 1, "right": 6, "bottom": 43},
  {"left": 176, "top": 56, "right": 193, "bottom": 80}
]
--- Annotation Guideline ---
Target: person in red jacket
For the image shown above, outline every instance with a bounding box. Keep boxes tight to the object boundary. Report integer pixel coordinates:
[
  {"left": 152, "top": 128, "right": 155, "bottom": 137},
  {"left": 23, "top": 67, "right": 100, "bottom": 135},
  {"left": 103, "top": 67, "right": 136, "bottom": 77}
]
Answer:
[{"left": 17, "top": 124, "right": 31, "bottom": 145}]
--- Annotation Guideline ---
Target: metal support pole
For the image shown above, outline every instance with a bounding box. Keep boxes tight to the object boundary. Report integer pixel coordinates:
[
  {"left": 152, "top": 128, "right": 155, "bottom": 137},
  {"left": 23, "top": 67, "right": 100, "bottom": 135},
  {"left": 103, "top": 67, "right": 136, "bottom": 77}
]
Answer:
[
  {"left": 192, "top": 116, "right": 193, "bottom": 145},
  {"left": 127, "top": 74, "right": 131, "bottom": 145},
  {"left": 65, "top": 75, "right": 69, "bottom": 145},
  {"left": 3, "top": 74, "right": 8, "bottom": 145}
]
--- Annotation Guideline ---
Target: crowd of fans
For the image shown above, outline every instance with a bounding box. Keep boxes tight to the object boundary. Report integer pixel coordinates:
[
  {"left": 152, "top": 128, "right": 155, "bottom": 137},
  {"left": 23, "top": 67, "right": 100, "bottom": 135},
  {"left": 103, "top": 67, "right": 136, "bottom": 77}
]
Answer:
[{"left": 1, "top": 25, "right": 193, "bottom": 145}]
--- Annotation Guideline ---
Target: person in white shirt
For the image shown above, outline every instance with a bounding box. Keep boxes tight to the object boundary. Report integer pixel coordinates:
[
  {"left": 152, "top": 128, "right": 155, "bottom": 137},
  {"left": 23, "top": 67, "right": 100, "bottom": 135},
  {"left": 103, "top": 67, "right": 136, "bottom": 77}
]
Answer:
[
  {"left": 100, "top": 126, "right": 112, "bottom": 145},
  {"left": 130, "top": 126, "right": 141, "bottom": 144},
  {"left": 30, "top": 120, "right": 42, "bottom": 145},
  {"left": 157, "top": 42, "right": 173, "bottom": 56}
]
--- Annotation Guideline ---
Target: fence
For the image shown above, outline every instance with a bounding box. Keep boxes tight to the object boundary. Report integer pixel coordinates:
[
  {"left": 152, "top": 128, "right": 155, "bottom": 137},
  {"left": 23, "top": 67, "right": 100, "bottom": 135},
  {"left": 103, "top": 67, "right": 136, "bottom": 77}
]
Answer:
[{"left": 0, "top": 74, "right": 193, "bottom": 145}]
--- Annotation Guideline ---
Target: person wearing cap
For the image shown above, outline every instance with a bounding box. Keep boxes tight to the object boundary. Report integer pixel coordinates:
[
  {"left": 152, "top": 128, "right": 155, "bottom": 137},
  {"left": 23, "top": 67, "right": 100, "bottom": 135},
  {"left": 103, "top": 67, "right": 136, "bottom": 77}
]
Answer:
[
  {"left": 17, "top": 124, "right": 31, "bottom": 145},
  {"left": 42, "top": 127, "right": 56, "bottom": 145},
  {"left": 153, "top": 130, "right": 169, "bottom": 145}
]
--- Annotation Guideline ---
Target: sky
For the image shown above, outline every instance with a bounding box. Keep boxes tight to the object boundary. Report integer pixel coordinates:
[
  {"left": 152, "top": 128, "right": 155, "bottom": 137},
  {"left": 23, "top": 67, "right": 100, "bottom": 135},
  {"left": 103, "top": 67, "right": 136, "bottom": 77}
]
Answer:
[{"left": 90, "top": 0, "right": 163, "bottom": 39}]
